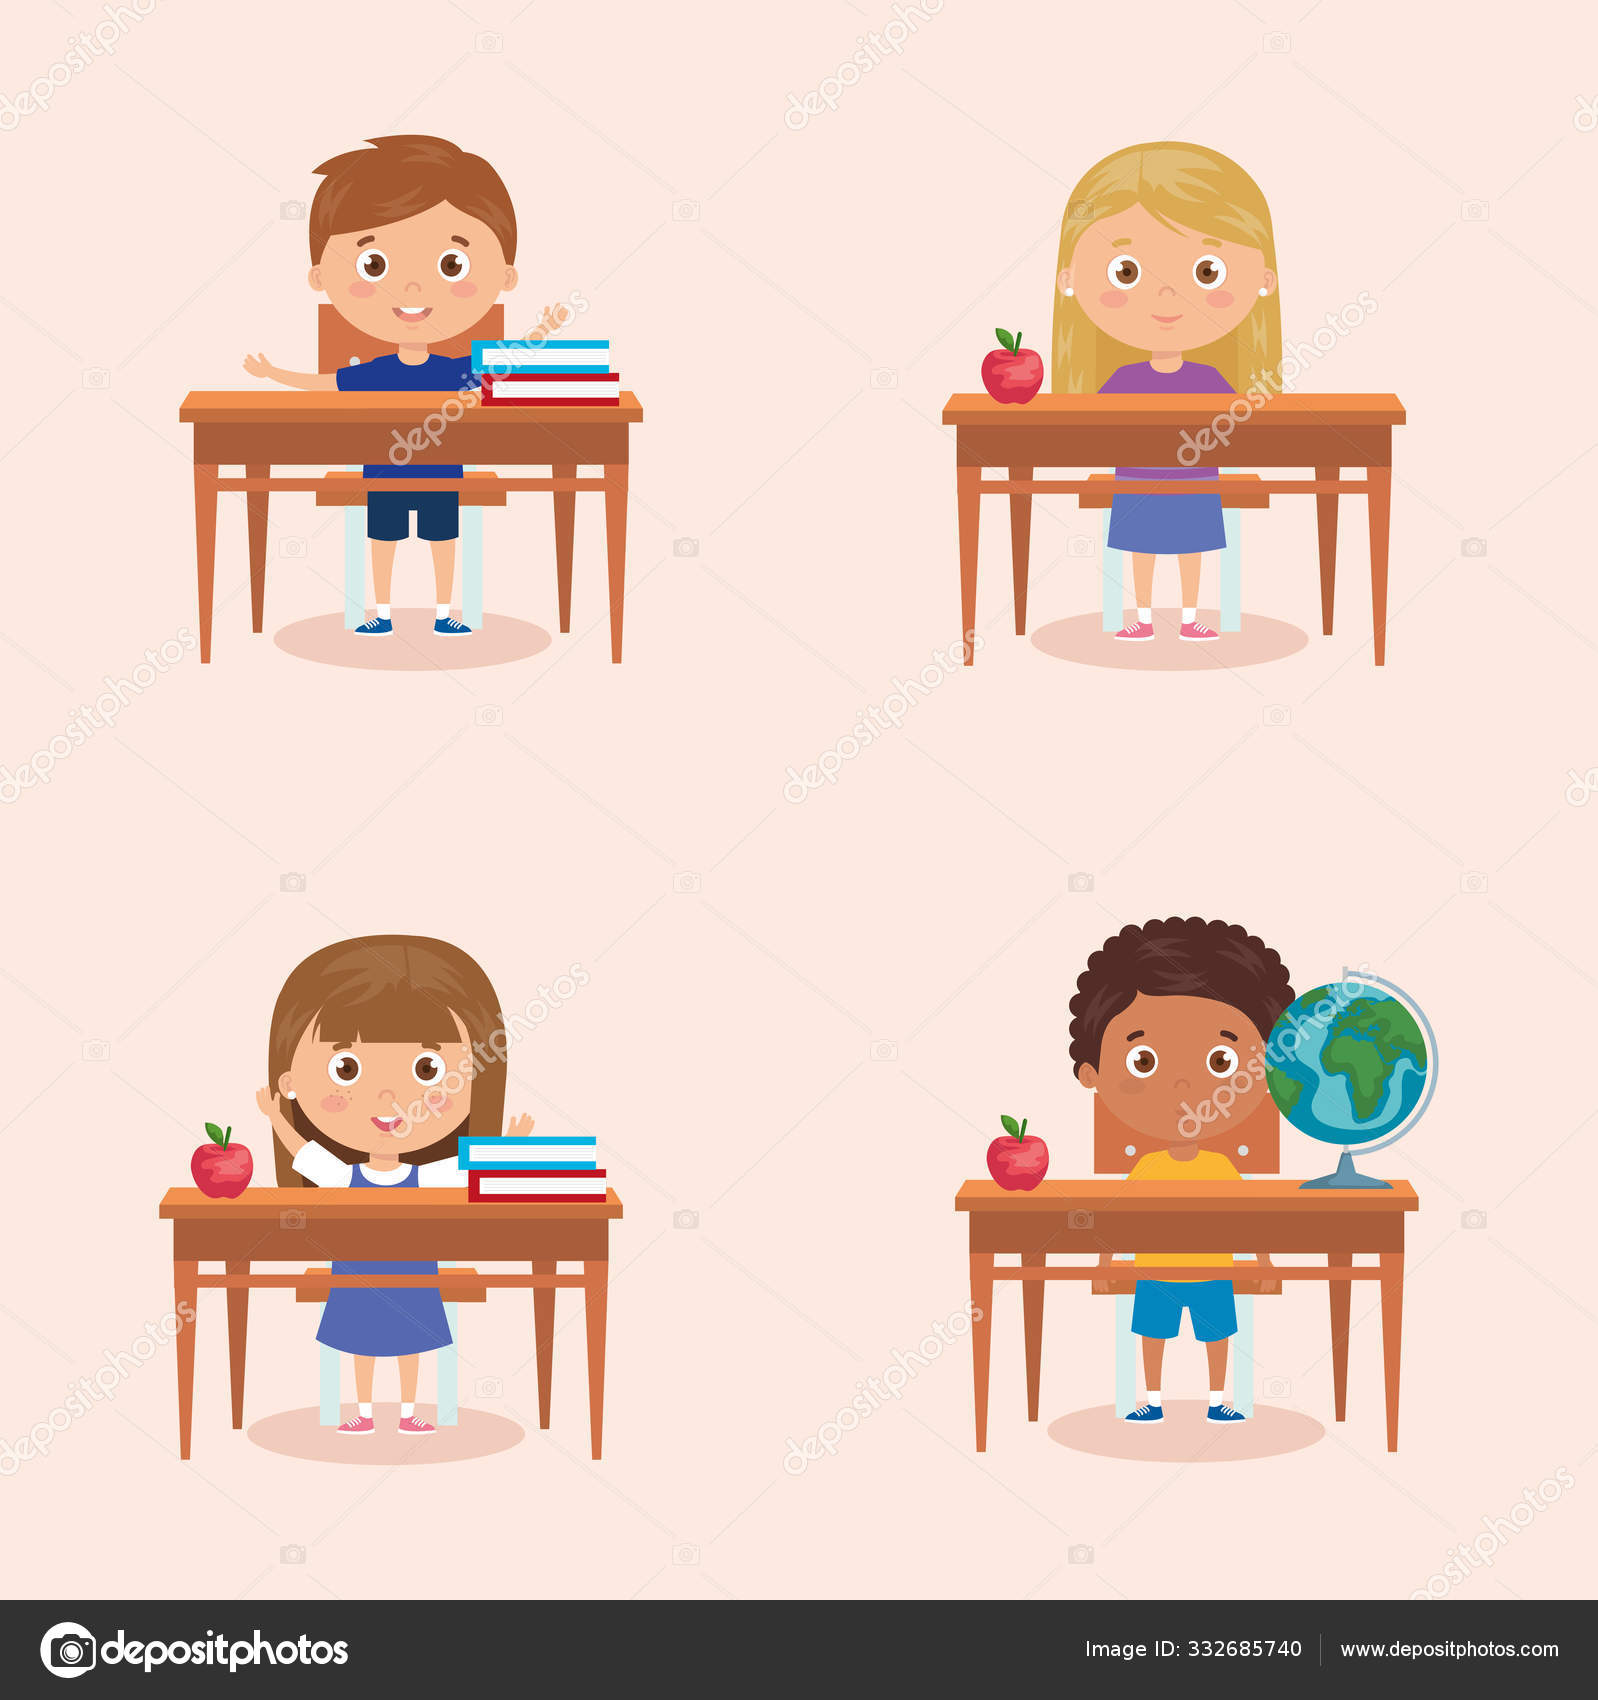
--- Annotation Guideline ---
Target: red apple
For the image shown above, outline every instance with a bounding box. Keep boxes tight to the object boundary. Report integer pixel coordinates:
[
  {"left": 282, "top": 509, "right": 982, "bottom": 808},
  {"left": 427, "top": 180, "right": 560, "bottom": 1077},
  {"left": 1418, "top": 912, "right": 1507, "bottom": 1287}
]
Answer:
[
  {"left": 981, "top": 329, "right": 1044, "bottom": 404},
  {"left": 192, "top": 1122, "right": 253, "bottom": 1199},
  {"left": 987, "top": 1113, "right": 1048, "bottom": 1191}
]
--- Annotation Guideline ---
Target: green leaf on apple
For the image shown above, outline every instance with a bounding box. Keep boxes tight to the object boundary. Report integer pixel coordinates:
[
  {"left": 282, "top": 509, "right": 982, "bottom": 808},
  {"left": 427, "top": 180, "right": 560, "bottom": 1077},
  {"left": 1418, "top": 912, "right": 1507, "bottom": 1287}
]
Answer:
[
  {"left": 1000, "top": 1113, "right": 1030, "bottom": 1141},
  {"left": 205, "top": 1122, "right": 232, "bottom": 1148},
  {"left": 994, "top": 328, "right": 1016, "bottom": 353}
]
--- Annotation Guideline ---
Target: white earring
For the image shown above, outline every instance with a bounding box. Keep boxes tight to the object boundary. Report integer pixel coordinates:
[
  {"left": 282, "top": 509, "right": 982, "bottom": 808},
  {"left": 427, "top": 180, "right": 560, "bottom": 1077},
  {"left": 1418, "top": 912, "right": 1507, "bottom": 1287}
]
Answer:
[
  {"left": 1258, "top": 286, "right": 1268, "bottom": 297},
  {"left": 285, "top": 1090, "right": 296, "bottom": 1100},
  {"left": 1064, "top": 286, "right": 1074, "bottom": 297}
]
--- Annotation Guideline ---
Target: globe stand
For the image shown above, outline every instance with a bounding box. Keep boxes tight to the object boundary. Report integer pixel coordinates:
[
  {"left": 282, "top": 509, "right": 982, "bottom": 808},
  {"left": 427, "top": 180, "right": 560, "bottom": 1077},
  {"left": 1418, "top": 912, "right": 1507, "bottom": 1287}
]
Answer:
[{"left": 1300, "top": 1150, "right": 1392, "bottom": 1191}]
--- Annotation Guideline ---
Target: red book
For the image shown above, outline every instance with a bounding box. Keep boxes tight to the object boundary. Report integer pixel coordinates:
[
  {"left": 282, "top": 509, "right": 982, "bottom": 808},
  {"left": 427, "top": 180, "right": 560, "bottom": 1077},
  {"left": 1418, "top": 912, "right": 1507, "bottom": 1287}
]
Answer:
[
  {"left": 468, "top": 1168, "right": 608, "bottom": 1202},
  {"left": 480, "top": 373, "right": 621, "bottom": 406}
]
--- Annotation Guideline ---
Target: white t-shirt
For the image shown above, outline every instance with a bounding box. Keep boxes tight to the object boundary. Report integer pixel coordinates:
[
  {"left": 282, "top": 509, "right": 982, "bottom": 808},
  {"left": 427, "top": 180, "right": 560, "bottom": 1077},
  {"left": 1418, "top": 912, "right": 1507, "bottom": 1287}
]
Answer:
[{"left": 291, "top": 1144, "right": 468, "bottom": 1189}]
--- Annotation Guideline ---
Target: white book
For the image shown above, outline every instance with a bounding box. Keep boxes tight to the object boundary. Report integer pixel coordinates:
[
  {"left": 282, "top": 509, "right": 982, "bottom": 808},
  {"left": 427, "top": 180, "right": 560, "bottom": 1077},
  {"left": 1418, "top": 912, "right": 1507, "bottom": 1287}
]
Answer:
[
  {"left": 483, "top": 377, "right": 622, "bottom": 400},
  {"left": 474, "top": 1174, "right": 607, "bottom": 1197}
]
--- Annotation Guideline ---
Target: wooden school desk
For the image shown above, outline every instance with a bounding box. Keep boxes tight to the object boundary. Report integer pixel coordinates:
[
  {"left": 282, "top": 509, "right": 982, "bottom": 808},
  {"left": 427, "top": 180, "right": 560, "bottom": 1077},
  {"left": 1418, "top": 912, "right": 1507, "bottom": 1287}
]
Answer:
[
  {"left": 955, "top": 1178, "right": 1418, "bottom": 1451},
  {"left": 177, "top": 391, "right": 644, "bottom": 663},
  {"left": 941, "top": 392, "right": 1406, "bottom": 663},
  {"left": 158, "top": 1185, "right": 623, "bottom": 1459}
]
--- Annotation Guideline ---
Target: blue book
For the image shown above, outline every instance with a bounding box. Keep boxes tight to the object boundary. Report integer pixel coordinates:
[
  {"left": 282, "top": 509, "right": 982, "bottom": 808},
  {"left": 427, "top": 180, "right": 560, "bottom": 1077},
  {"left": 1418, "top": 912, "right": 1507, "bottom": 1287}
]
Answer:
[
  {"left": 461, "top": 1135, "right": 599, "bottom": 1169},
  {"left": 473, "top": 339, "right": 612, "bottom": 375}
]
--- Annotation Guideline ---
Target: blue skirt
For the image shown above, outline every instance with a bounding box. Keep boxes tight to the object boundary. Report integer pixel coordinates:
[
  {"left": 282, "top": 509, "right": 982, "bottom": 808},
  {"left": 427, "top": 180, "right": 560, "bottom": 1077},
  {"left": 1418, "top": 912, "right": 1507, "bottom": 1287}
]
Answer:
[
  {"left": 316, "top": 1260, "right": 452, "bottom": 1358},
  {"left": 1108, "top": 489, "right": 1225, "bottom": 555}
]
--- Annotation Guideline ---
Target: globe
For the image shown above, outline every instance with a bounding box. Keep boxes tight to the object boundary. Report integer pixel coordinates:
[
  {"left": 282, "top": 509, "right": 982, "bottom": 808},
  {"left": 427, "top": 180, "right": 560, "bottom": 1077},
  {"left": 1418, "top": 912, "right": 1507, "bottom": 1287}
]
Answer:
[{"left": 1264, "top": 973, "right": 1435, "bottom": 1189}]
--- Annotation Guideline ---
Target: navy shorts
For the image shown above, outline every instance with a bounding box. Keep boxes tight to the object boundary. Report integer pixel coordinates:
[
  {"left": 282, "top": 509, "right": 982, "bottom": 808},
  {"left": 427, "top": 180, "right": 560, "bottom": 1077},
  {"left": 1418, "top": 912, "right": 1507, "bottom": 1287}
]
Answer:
[
  {"left": 367, "top": 491, "right": 459, "bottom": 542},
  {"left": 1131, "top": 1278, "right": 1237, "bottom": 1342}
]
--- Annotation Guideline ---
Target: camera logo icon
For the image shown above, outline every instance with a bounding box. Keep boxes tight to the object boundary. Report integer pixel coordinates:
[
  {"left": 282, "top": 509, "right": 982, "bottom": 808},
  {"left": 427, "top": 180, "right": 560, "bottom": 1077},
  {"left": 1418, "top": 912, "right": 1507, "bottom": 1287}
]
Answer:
[
  {"left": 1067, "top": 200, "right": 1095, "bottom": 221},
  {"left": 870, "top": 368, "right": 898, "bottom": 390},
  {"left": 40, "top": 1623, "right": 96, "bottom": 1677},
  {"left": 278, "top": 536, "right": 307, "bottom": 558},
  {"left": 1262, "top": 31, "right": 1291, "bottom": 52},
  {"left": 673, "top": 871, "right": 701, "bottom": 895},
  {"left": 280, "top": 872, "right": 307, "bottom": 893},
  {"left": 475, "top": 30, "right": 502, "bottom": 52},
  {"left": 1460, "top": 537, "right": 1487, "bottom": 558},
  {"left": 1066, "top": 534, "right": 1096, "bottom": 558},
  {"left": 81, "top": 368, "right": 110, "bottom": 390},
  {"left": 673, "top": 537, "right": 699, "bottom": 558},
  {"left": 1068, "top": 1210, "right": 1095, "bottom": 1230},
  {"left": 673, "top": 200, "right": 700, "bottom": 221},
  {"left": 871, "top": 1040, "right": 899, "bottom": 1062},
  {"left": 673, "top": 1209, "right": 700, "bottom": 1230},
  {"left": 1460, "top": 200, "right": 1490, "bottom": 222},
  {"left": 280, "top": 200, "right": 306, "bottom": 220},
  {"left": 1068, "top": 1544, "right": 1094, "bottom": 1564},
  {"left": 1262, "top": 1375, "right": 1292, "bottom": 1399},
  {"left": 1263, "top": 704, "right": 1292, "bottom": 727},
  {"left": 673, "top": 1543, "right": 701, "bottom": 1565},
  {"left": 81, "top": 1040, "right": 110, "bottom": 1062},
  {"left": 1068, "top": 872, "right": 1094, "bottom": 893},
  {"left": 280, "top": 1209, "right": 307, "bottom": 1230},
  {"left": 474, "top": 705, "right": 503, "bottom": 727},
  {"left": 1460, "top": 871, "right": 1488, "bottom": 895},
  {"left": 1461, "top": 1209, "right": 1487, "bottom": 1230},
  {"left": 475, "top": 1376, "right": 504, "bottom": 1397},
  {"left": 280, "top": 1544, "right": 306, "bottom": 1564}
]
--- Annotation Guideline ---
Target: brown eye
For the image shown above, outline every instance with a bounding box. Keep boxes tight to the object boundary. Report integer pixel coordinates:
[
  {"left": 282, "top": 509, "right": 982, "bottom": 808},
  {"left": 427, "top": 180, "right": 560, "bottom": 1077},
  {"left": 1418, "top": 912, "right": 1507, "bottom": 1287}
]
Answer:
[
  {"left": 1193, "top": 253, "right": 1228, "bottom": 289},
  {"left": 328, "top": 1051, "right": 361, "bottom": 1084},
  {"left": 437, "top": 248, "right": 471, "bottom": 280},
  {"left": 1207, "top": 1044, "right": 1240, "bottom": 1079},
  {"left": 412, "top": 1050, "right": 445, "bottom": 1085},
  {"left": 357, "top": 248, "right": 389, "bottom": 281},
  {"left": 1126, "top": 1044, "right": 1159, "bottom": 1077},
  {"left": 1106, "top": 255, "right": 1142, "bottom": 289}
]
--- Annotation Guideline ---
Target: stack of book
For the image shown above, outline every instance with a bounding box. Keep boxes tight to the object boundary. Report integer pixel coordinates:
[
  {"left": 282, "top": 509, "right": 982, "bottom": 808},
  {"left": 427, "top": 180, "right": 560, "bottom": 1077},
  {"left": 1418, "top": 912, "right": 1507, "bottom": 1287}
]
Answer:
[
  {"left": 460, "top": 1133, "right": 607, "bottom": 1202},
  {"left": 472, "top": 338, "right": 621, "bottom": 407}
]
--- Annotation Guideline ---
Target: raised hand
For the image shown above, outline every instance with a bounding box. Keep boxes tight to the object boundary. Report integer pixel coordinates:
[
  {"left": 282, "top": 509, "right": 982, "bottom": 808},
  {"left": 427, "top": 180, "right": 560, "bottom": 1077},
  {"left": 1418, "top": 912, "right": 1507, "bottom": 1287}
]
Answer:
[{"left": 505, "top": 1112, "right": 536, "bottom": 1139}]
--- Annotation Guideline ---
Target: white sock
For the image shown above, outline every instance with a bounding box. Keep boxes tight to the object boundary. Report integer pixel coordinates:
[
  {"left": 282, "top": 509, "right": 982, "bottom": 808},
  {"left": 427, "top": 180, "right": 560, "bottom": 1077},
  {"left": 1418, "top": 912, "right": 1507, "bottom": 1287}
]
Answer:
[
  {"left": 1182, "top": 606, "right": 1197, "bottom": 623},
  {"left": 358, "top": 1402, "right": 372, "bottom": 1418},
  {"left": 1209, "top": 1389, "right": 1226, "bottom": 1406},
  {"left": 375, "top": 604, "right": 391, "bottom": 619},
  {"left": 436, "top": 603, "right": 450, "bottom": 618},
  {"left": 400, "top": 1402, "right": 415, "bottom": 1419},
  {"left": 1145, "top": 1390, "right": 1162, "bottom": 1407},
  {"left": 1137, "top": 606, "right": 1152, "bottom": 623}
]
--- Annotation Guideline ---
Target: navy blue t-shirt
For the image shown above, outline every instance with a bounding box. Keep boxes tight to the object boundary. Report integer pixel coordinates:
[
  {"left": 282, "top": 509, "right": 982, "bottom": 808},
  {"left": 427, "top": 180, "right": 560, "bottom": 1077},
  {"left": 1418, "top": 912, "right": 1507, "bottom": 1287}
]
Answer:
[{"left": 336, "top": 352, "right": 479, "bottom": 481}]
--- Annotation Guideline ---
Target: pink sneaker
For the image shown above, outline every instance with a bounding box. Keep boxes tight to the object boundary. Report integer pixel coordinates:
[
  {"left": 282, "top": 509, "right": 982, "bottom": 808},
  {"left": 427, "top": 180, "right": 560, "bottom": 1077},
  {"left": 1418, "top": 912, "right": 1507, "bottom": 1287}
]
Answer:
[
  {"left": 1113, "top": 619, "right": 1155, "bottom": 641},
  {"left": 336, "top": 1415, "right": 375, "bottom": 1437},
  {"left": 1179, "top": 620, "right": 1219, "bottom": 642},
  {"left": 396, "top": 1415, "right": 435, "bottom": 1435}
]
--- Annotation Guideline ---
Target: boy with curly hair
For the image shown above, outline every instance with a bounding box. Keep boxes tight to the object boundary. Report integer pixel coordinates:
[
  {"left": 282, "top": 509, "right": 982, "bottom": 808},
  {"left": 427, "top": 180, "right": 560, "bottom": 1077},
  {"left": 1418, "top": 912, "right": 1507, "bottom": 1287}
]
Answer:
[{"left": 1071, "top": 916, "right": 1295, "bottom": 1424}]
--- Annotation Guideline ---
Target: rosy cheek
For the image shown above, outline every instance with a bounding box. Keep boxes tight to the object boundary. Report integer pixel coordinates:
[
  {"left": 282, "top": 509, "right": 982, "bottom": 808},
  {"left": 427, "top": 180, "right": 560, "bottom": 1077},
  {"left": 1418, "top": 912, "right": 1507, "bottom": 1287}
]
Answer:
[
  {"left": 449, "top": 280, "right": 478, "bottom": 299},
  {"left": 426, "top": 1094, "right": 454, "bottom": 1114},
  {"left": 1098, "top": 289, "right": 1128, "bottom": 309},
  {"left": 320, "top": 1094, "right": 349, "bottom": 1114},
  {"left": 347, "top": 280, "right": 376, "bottom": 299},
  {"left": 1208, "top": 289, "right": 1235, "bottom": 309}
]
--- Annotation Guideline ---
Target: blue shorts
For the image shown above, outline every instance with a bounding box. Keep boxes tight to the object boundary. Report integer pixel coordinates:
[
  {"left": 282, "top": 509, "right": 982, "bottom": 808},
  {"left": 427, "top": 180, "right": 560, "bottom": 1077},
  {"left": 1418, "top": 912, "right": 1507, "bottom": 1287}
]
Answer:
[
  {"left": 1131, "top": 1278, "right": 1237, "bottom": 1342},
  {"left": 366, "top": 491, "right": 459, "bottom": 542},
  {"left": 1107, "top": 490, "right": 1225, "bottom": 555}
]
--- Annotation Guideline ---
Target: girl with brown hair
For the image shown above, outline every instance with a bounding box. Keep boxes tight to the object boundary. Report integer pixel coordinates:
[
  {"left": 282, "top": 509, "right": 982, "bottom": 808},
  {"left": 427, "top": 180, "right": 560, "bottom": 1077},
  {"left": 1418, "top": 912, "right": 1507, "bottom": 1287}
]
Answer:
[{"left": 255, "top": 935, "right": 531, "bottom": 1436}]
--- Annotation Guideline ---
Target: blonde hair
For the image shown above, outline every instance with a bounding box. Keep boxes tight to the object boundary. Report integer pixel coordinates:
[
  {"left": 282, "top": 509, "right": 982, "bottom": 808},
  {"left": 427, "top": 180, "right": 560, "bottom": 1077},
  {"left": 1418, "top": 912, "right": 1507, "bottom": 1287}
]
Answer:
[{"left": 1051, "top": 143, "right": 1281, "bottom": 394}]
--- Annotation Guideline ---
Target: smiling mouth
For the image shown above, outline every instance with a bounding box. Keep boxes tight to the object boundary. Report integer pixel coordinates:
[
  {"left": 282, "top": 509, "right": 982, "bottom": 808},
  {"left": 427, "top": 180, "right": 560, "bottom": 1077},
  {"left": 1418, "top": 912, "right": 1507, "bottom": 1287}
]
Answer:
[
  {"left": 371, "top": 1113, "right": 403, "bottom": 1133},
  {"left": 1151, "top": 313, "right": 1184, "bottom": 324},
  {"left": 392, "top": 306, "right": 432, "bottom": 321}
]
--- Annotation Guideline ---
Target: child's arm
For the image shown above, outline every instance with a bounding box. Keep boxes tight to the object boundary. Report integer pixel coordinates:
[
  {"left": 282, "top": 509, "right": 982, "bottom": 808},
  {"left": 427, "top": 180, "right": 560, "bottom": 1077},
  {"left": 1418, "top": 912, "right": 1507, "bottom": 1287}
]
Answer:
[
  {"left": 416, "top": 1113, "right": 535, "bottom": 1186},
  {"left": 242, "top": 353, "right": 336, "bottom": 391},
  {"left": 256, "top": 1087, "right": 351, "bottom": 1186}
]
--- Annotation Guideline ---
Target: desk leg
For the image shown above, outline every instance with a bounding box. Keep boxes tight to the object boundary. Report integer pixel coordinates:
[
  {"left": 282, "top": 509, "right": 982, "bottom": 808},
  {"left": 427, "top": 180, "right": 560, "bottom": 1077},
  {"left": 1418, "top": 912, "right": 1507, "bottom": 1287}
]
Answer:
[
  {"left": 1021, "top": 1251, "right": 1044, "bottom": 1421},
  {"left": 225, "top": 1259, "right": 249, "bottom": 1429},
  {"left": 552, "top": 463, "right": 576, "bottom": 633},
  {"left": 969, "top": 1250, "right": 994, "bottom": 1450},
  {"left": 245, "top": 465, "right": 269, "bottom": 633},
  {"left": 175, "top": 1260, "right": 198, "bottom": 1460},
  {"left": 603, "top": 463, "right": 628, "bottom": 663},
  {"left": 957, "top": 461, "right": 980, "bottom": 665},
  {"left": 1368, "top": 464, "right": 1392, "bottom": 666},
  {"left": 1009, "top": 466, "right": 1033, "bottom": 637},
  {"left": 1314, "top": 465, "right": 1338, "bottom": 635},
  {"left": 533, "top": 1259, "right": 555, "bottom": 1429},
  {"left": 584, "top": 1259, "right": 608, "bottom": 1459},
  {"left": 1379, "top": 1250, "right": 1403, "bottom": 1451},
  {"left": 1328, "top": 1251, "right": 1352, "bottom": 1421},
  {"left": 194, "top": 463, "right": 219, "bottom": 664}
]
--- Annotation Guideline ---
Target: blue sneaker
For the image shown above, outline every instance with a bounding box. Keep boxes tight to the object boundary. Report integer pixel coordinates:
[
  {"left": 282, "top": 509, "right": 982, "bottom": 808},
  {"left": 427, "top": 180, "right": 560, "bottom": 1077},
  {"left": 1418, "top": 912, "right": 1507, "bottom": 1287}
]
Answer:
[
  {"left": 1207, "top": 1402, "right": 1246, "bottom": 1424},
  {"left": 1124, "top": 1403, "right": 1164, "bottom": 1423},
  {"left": 434, "top": 615, "right": 473, "bottom": 635},
  {"left": 354, "top": 616, "right": 392, "bottom": 635}
]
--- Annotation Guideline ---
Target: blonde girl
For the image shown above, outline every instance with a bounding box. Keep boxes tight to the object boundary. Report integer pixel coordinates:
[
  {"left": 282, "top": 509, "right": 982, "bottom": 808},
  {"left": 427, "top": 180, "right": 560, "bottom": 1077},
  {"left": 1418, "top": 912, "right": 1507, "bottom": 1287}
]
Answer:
[{"left": 1052, "top": 144, "right": 1282, "bottom": 642}]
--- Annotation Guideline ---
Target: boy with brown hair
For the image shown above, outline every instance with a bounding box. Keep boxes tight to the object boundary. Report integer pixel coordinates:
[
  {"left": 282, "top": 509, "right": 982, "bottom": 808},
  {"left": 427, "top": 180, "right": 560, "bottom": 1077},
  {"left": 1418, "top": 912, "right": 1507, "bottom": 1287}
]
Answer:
[{"left": 244, "top": 135, "right": 526, "bottom": 635}]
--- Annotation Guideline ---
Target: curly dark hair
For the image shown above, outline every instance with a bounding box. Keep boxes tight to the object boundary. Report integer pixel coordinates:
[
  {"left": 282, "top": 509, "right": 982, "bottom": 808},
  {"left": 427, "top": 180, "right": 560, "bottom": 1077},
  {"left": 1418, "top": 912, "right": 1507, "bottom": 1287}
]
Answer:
[{"left": 1069, "top": 917, "right": 1294, "bottom": 1076}]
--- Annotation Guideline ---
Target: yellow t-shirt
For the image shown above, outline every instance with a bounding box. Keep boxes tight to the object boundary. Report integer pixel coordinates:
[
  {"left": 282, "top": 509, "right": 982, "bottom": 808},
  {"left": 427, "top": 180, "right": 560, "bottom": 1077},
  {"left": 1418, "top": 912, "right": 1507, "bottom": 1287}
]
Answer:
[{"left": 1127, "top": 1148, "right": 1239, "bottom": 1277}]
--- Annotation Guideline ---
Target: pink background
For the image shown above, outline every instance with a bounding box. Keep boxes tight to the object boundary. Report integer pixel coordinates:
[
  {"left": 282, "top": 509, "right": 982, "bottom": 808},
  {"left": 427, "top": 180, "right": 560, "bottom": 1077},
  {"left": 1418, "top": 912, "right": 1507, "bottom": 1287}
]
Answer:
[{"left": 1, "top": 0, "right": 1594, "bottom": 1600}]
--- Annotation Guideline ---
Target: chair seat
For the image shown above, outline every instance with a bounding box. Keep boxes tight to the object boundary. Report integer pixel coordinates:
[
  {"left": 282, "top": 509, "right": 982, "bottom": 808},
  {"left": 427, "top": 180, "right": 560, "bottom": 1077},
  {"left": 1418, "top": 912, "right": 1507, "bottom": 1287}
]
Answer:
[
  {"left": 1091, "top": 1257, "right": 1282, "bottom": 1297},
  {"left": 1079, "top": 471, "right": 1269, "bottom": 509},
  {"left": 295, "top": 1266, "right": 490, "bottom": 1303},
  {"left": 315, "top": 470, "right": 507, "bottom": 507}
]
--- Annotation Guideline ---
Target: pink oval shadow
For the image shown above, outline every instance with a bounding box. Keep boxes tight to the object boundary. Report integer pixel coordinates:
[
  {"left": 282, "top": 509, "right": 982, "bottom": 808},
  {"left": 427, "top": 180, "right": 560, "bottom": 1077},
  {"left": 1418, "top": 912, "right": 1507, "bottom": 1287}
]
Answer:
[
  {"left": 1047, "top": 1399, "right": 1325, "bottom": 1462},
  {"left": 274, "top": 609, "right": 552, "bottom": 671}
]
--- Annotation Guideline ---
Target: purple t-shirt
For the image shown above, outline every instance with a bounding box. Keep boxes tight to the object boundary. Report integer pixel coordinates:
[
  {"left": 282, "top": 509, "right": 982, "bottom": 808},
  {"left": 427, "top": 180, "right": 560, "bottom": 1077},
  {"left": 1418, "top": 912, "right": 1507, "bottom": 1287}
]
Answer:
[{"left": 1098, "top": 360, "right": 1233, "bottom": 481}]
